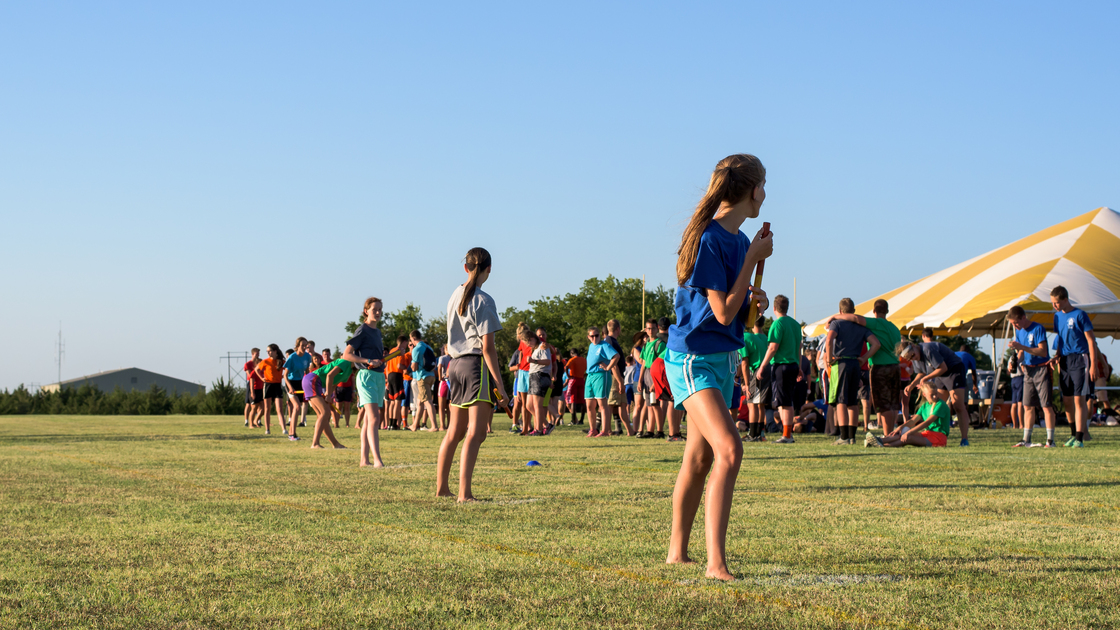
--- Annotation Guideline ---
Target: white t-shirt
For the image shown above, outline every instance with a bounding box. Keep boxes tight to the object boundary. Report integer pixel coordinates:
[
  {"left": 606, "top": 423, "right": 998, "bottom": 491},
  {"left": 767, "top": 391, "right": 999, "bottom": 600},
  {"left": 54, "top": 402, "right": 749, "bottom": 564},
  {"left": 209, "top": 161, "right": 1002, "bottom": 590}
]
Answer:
[
  {"left": 445, "top": 285, "right": 503, "bottom": 359},
  {"left": 529, "top": 345, "right": 551, "bottom": 374}
]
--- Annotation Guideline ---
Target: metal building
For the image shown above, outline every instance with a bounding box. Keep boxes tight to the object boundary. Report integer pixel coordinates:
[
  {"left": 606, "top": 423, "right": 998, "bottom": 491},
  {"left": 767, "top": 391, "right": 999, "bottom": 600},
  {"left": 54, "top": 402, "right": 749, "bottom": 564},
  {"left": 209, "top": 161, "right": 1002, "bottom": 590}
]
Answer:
[{"left": 41, "top": 368, "right": 206, "bottom": 395}]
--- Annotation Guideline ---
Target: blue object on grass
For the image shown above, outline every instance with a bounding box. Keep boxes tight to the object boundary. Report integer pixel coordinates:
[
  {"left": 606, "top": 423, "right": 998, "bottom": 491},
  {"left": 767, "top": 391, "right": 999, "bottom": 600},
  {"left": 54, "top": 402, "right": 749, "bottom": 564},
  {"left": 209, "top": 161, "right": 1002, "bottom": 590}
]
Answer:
[{"left": 526, "top": 460, "right": 541, "bottom": 467}]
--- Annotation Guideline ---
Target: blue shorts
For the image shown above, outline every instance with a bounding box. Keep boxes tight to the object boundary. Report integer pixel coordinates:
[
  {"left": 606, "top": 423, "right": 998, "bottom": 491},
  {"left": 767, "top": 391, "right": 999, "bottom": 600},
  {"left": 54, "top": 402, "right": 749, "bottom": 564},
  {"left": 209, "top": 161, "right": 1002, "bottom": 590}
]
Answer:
[
  {"left": 515, "top": 370, "right": 530, "bottom": 394},
  {"left": 665, "top": 349, "right": 737, "bottom": 411},
  {"left": 1059, "top": 353, "right": 1093, "bottom": 398},
  {"left": 357, "top": 369, "right": 386, "bottom": 408},
  {"left": 585, "top": 371, "right": 612, "bottom": 399}
]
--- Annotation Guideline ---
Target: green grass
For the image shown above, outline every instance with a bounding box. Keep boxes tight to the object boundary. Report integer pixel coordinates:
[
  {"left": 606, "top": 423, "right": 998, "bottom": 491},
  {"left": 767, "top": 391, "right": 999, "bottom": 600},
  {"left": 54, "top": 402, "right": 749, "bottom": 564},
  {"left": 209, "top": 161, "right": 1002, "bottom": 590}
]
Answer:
[{"left": 1, "top": 415, "right": 1118, "bottom": 629}]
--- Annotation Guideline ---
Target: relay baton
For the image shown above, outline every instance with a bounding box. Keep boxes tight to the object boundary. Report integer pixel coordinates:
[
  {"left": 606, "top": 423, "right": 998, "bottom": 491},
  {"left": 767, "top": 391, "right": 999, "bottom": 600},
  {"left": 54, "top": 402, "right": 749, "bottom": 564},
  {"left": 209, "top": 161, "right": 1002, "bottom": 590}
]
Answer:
[
  {"left": 743, "top": 221, "right": 771, "bottom": 325},
  {"left": 492, "top": 387, "right": 512, "bottom": 417}
]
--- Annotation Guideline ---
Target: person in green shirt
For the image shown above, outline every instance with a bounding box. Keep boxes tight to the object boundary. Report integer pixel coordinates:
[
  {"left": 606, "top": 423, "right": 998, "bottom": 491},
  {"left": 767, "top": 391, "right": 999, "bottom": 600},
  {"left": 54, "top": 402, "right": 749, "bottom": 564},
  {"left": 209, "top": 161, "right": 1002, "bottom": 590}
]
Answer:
[
  {"left": 828, "top": 299, "right": 902, "bottom": 434},
  {"left": 757, "top": 295, "right": 801, "bottom": 443},
  {"left": 738, "top": 315, "right": 769, "bottom": 441},
  {"left": 866, "top": 381, "right": 948, "bottom": 447},
  {"left": 308, "top": 357, "right": 354, "bottom": 449}
]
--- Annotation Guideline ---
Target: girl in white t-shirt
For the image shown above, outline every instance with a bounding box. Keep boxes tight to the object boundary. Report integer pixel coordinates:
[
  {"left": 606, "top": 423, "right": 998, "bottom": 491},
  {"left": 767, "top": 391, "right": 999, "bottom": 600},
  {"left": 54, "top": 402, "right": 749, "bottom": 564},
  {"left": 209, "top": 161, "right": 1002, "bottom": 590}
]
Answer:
[{"left": 526, "top": 333, "right": 552, "bottom": 435}]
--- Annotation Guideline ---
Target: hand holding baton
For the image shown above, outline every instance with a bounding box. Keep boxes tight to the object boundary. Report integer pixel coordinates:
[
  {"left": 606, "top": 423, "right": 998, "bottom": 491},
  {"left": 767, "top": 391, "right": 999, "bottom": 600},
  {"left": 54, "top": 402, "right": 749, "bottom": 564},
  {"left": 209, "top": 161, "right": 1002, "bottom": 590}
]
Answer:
[
  {"left": 492, "top": 389, "right": 514, "bottom": 419},
  {"left": 743, "top": 221, "right": 771, "bottom": 325}
]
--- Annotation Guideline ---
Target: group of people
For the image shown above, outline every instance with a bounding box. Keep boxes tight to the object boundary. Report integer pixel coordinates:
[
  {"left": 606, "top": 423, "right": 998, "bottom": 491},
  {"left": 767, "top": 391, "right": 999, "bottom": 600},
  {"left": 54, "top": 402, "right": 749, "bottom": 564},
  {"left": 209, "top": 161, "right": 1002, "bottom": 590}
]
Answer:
[{"left": 228, "top": 153, "right": 1109, "bottom": 583}]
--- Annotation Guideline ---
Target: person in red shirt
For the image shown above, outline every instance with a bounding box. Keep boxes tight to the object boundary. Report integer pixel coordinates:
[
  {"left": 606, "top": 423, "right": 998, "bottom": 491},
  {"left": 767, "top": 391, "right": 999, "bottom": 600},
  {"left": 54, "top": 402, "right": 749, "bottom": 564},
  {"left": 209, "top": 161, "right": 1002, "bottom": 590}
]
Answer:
[
  {"left": 565, "top": 349, "right": 587, "bottom": 426},
  {"left": 244, "top": 348, "right": 264, "bottom": 428}
]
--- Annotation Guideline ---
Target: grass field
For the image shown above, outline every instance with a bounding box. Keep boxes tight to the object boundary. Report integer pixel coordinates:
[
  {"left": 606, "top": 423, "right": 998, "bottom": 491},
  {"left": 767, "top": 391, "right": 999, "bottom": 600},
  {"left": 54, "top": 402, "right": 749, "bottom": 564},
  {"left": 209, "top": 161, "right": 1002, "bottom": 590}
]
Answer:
[{"left": 1, "top": 414, "right": 1118, "bottom": 629}]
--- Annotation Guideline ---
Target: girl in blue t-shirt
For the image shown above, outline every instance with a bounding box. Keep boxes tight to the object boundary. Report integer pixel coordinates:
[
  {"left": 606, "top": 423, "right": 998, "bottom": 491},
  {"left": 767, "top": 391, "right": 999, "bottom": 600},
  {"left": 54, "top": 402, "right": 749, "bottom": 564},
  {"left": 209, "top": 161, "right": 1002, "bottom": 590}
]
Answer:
[{"left": 664, "top": 154, "right": 773, "bottom": 581}]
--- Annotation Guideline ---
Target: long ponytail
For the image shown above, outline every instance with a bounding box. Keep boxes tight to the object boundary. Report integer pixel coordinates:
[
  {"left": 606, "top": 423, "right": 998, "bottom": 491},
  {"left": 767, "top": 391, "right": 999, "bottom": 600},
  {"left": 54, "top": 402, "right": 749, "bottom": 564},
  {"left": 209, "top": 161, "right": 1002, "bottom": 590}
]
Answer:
[
  {"left": 458, "top": 247, "right": 492, "bottom": 316},
  {"left": 676, "top": 154, "right": 766, "bottom": 286}
]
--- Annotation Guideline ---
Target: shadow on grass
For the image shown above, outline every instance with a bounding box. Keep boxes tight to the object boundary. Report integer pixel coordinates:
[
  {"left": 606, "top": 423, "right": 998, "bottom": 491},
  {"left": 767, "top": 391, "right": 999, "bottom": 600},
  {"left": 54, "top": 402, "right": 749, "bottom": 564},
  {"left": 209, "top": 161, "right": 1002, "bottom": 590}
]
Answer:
[{"left": 0, "top": 433, "right": 271, "bottom": 444}]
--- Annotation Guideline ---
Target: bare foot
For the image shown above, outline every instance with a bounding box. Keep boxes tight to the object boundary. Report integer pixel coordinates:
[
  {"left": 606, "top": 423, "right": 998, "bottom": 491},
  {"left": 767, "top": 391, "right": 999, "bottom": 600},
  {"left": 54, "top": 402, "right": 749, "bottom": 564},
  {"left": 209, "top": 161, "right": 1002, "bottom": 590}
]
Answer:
[
  {"left": 666, "top": 555, "right": 696, "bottom": 565},
  {"left": 372, "top": 461, "right": 384, "bottom": 468},
  {"left": 333, "top": 444, "right": 347, "bottom": 449},
  {"left": 310, "top": 444, "right": 324, "bottom": 449},
  {"left": 436, "top": 490, "right": 455, "bottom": 498},
  {"left": 705, "top": 567, "right": 735, "bottom": 581},
  {"left": 457, "top": 496, "right": 477, "bottom": 503}
]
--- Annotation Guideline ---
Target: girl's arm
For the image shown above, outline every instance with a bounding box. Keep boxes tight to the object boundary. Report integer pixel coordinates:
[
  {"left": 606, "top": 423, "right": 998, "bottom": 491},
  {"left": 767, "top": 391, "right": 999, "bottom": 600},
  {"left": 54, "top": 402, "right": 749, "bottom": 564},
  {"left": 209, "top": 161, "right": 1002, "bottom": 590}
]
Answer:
[
  {"left": 325, "top": 367, "right": 341, "bottom": 396},
  {"left": 482, "top": 333, "right": 508, "bottom": 401},
  {"left": 705, "top": 232, "right": 773, "bottom": 326},
  {"left": 918, "top": 362, "right": 948, "bottom": 383},
  {"left": 341, "top": 344, "right": 374, "bottom": 368}
]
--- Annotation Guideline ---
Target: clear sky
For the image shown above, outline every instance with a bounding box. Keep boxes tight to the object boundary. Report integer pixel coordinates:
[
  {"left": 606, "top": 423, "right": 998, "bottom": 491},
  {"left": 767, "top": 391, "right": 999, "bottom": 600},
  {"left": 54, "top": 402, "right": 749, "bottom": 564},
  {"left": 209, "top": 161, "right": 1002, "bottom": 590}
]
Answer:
[{"left": 2, "top": 2, "right": 1118, "bottom": 390}]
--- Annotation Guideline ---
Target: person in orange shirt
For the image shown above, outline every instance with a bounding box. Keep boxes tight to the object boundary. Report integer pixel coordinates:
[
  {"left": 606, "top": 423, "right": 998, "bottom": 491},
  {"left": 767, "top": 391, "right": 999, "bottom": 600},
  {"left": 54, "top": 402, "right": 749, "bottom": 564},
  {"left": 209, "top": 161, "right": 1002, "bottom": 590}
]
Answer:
[
  {"left": 565, "top": 349, "right": 587, "bottom": 426},
  {"left": 253, "top": 344, "right": 287, "bottom": 435},
  {"left": 384, "top": 335, "right": 409, "bottom": 430}
]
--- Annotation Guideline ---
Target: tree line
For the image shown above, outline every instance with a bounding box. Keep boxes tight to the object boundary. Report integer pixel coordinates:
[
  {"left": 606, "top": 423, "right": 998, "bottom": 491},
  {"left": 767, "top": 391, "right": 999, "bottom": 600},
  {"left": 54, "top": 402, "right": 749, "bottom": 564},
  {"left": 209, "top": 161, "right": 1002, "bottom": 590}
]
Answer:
[{"left": 0, "top": 378, "right": 245, "bottom": 416}]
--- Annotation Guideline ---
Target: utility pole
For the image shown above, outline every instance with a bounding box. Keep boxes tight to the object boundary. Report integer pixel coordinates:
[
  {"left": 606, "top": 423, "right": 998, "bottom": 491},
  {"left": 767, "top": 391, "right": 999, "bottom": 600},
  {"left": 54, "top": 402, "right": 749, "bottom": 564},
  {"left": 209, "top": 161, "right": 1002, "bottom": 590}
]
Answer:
[
  {"left": 220, "top": 351, "right": 251, "bottom": 385},
  {"left": 55, "top": 322, "right": 64, "bottom": 385}
]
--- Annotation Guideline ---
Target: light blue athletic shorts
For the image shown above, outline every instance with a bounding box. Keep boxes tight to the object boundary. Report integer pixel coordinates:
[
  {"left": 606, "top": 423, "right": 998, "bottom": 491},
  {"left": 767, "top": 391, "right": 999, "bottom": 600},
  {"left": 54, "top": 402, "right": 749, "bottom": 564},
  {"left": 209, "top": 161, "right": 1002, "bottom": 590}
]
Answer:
[
  {"left": 666, "top": 349, "right": 737, "bottom": 410},
  {"left": 515, "top": 369, "right": 530, "bottom": 394},
  {"left": 584, "top": 370, "right": 612, "bottom": 400},
  {"left": 358, "top": 369, "right": 386, "bottom": 407}
]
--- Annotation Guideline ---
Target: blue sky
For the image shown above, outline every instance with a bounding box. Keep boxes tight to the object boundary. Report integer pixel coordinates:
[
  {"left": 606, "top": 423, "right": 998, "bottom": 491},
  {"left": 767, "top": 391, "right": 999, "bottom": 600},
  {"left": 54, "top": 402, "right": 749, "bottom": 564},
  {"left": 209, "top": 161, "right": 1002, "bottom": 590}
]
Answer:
[{"left": 2, "top": 2, "right": 1118, "bottom": 390}]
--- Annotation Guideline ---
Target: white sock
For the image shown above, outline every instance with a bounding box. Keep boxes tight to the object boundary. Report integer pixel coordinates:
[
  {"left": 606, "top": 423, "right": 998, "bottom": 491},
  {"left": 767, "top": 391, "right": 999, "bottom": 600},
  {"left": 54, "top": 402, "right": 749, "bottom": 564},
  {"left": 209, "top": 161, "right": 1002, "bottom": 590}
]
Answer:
[
  {"left": 1023, "top": 428, "right": 1032, "bottom": 443},
  {"left": 1046, "top": 428, "right": 1055, "bottom": 442}
]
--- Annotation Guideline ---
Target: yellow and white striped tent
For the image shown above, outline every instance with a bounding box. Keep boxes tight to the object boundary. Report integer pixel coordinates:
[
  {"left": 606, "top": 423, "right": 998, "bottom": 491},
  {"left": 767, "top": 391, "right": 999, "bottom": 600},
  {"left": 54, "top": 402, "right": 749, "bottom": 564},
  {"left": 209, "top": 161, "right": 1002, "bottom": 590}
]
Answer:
[{"left": 803, "top": 207, "right": 1120, "bottom": 338}]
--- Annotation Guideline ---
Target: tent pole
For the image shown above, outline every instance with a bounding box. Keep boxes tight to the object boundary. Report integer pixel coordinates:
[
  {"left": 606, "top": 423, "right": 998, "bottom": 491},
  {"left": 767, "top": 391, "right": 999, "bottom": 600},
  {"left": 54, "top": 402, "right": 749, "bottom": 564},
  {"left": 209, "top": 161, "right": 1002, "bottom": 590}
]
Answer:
[{"left": 984, "top": 319, "right": 1010, "bottom": 427}]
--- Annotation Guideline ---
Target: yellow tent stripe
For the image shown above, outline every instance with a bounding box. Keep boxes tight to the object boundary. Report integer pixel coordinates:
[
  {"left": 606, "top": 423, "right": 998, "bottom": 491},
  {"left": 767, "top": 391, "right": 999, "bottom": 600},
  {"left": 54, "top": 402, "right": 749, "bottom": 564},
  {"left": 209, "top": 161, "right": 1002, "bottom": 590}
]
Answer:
[
  {"left": 940, "top": 260, "right": 1059, "bottom": 327},
  {"left": 1064, "top": 224, "right": 1120, "bottom": 299}
]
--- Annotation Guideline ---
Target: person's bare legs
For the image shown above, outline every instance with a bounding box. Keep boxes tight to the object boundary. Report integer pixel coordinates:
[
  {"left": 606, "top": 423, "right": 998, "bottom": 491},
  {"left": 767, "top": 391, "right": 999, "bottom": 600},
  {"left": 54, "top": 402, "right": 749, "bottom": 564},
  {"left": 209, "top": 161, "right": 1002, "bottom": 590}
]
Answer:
[
  {"left": 670, "top": 408, "right": 684, "bottom": 437},
  {"left": 585, "top": 399, "right": 600, "bottom": 435},
  {"left": 310, "top": 397, "right": 346, "bottom": 448},
  {"left": 666, "top": 389, "right": 742, "bottom": 580},
  {"left": 528, "top": 394, "right": 544, "bottom": 432},
  {"left": 881, "top": 431, "right": 932, "bottom": 447},
  {"left": 437, "top": 405, "right": 469, "bottom": 497},
  {"left": 456, "top": 403, "right": 491, "bottom": 502},
  {"left": 950, "top": 388, "right": 970, "bottom": 440},
  {"left": 615, "top": 403, "right": 633, "bottom": 436},
  {"left": 262, "top": 398, "right": 273, "bottom": 433},
  {"left": 273, "top": 398, "right": 285, "bottom": 433},
  {"left": 359, "top": 403, "right": 384, "bottom": 467},
  {"left": 834, "top": 403, "right": 849, "bottom": 441},
  {"left": 880, "top": 409, "right": 897, "bottom": 435}
]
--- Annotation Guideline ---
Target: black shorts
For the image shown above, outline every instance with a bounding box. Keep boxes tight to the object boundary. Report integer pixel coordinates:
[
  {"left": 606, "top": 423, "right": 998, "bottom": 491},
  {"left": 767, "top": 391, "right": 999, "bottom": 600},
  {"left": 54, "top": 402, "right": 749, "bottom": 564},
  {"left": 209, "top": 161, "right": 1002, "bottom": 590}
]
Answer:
[
  {"left": 1059, "top": 353, "right": 1093, "bottom": 398},
  {"left": 263, "top": 382, "right": 283, "bottom": 400},
  {"left": 448, "top": 354, "right": 496, "bottom": 408},
  {"left": 1010, "top": 376, "right": 1023, "bottom": 404},
  {"left": 947, "top": 363, "right": 967, "bottom": 391},
  {"left": 251, "top": 388, "right": 264, "bottom": 404},
  {"left": 858, "top": 369, "right": 871, "bottom": 401},
  {"left": 528, "top": 371, "right": 552, "bottom": 397},
  {"left": 829, "top": 360, "right": 861, "bottom": 406},
  {"left": 335, "top": 387, "right": 353, "bottom": 403},
  {"left": 386, "top": 372, "right": 405, "bottom": 400},
  {"left": 870, "top": 364, "right": 901, "bottom": 413},
  {"left": 771, "top": 363, "right": 799, "bottom": 409},
  {"left": 286, "top": 379, "right": 305, "bottom": 404}
]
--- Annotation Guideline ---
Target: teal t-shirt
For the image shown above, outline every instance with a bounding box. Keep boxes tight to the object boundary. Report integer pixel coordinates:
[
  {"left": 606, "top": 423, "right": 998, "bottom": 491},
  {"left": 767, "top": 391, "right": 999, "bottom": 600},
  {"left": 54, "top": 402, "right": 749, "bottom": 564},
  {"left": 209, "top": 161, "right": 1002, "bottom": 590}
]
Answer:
[
  {"left": 411, "top": 342, "right": 434, "bottom": 380},
  {"left": 314, "top": 357, "right": 354, "bottom": 384},
  {"left": 864, "top": 317, "right": 901, "bottom": 366},
  {"left": 915, "top": 400, "right": 951, "bottom": 435},
  {"left": 767, "top": 316, "right": 802, "bottom": 365}
]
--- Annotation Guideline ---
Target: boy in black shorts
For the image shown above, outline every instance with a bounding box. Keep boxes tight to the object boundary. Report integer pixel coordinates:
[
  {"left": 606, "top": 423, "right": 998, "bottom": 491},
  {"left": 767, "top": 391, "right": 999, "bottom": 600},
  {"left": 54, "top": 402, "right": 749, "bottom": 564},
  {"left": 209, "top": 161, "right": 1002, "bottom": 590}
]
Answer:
[
  {"left": 822, "top": 298, "right": 879, "bottom": 445},
  {"left": 758, "top": 295, "right": 802, "bottom": 443}
]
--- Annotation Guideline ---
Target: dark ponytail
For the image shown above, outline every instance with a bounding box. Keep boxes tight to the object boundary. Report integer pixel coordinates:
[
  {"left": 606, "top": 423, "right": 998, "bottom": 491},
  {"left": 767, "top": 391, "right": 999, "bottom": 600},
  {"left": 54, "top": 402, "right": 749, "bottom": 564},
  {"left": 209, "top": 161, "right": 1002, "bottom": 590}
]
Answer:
[{"left": 458, "top": 247, "right": 492, "bottom": 316}]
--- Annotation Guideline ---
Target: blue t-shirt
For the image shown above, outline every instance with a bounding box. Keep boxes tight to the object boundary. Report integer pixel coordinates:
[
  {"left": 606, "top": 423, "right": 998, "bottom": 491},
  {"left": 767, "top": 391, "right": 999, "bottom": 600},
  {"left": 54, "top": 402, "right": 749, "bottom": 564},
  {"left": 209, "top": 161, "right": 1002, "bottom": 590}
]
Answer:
[
  {"left": 668, "top": 222, "right": 751, "bottom": 355},
  {"left": 586, "top": 341, "right": 619, "bottom": 374},
  {"left": 411, "top": 342, "right": 434, "bottom": 379},
  {"left": 283, "top": 352, "right": 312, "bottom": 381},
  {"left": 1053, "top": 309, "right": 1093, "bottom": 356},
  {"left": 1015, "top": 322, "right": 1050, "bottom": 366},
  {"left": 955, "top": 351, "right": 978, "bottom": 372}
]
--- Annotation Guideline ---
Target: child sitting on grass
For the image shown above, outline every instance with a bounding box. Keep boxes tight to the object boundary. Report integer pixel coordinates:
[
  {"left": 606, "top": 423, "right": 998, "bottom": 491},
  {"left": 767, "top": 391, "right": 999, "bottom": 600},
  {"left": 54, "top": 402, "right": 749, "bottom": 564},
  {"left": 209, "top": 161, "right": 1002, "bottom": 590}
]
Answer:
[{"left": 866, "top": 381, "right": 948, "bottom": 448}]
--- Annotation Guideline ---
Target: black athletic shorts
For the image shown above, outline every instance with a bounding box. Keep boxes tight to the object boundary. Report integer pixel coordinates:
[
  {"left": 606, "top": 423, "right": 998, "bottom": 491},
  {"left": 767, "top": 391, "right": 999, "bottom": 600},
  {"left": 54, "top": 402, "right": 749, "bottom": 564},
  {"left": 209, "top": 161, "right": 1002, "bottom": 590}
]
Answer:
[
  {"left": 528, "top": 371, "right": 552, "bottom": 397},
  {"left": 870, "top": 364, "right": 901, "bottom": 413},
  {"left": 448, "top": 354, "right": 496, "bottom": 408},
  {"left": 1059, "top": 353, "right": 1093, "bottom": 398},
  {"left": 386, "top": 372, "right": 405, "bottom": 400},
  {"left": 251, "top": 388, "right": 264, "bottom": 404},
  {"left": 771, "top": 362, "right": 799, "bottom": 408},
  {"left": 858, "top": 369, "right": 871, "bottom": 401},
  {"left": 828, "top": 359, "right": 861, "bottom": 406},
  {"left": 263, "top": 382, "right": 283, "bottom": 400},
  {"left": 335, "top": 387, "right": 353, "bottom": 403},
  {"left": 286, "top": 379, "right": 305, "bottom": 403}
]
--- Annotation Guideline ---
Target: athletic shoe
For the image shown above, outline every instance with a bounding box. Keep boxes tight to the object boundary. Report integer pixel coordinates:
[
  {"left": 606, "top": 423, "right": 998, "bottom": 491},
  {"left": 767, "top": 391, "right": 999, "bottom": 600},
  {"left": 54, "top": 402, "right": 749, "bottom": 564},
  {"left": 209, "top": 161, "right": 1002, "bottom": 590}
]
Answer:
[
  {"left": 667, "top": 434, "right": 684, "bottom": 442},
  {"left": 1045, "top": 440, "right": 1056, "bottom": 448},
  {"left": 656, "top": 431, "right": 666, "bottom": 439},
  {"left": 289, "top": 435, "right": 300, "bottom": 441},
  {"left": 265, "top": 430, "right": 271, "bottom": 435},
  {"left": 959, "top": 439, "right": 970, "bottom": 447},
  {"left": 612, "top": 430, "right": 623, "bottom": 436},
  {"left": 775, "top": 436, "right": 795, "bottom": 444},
  {"left": 1072, "top": 440, "right": 1084, "bottom": 448},
  {"left": 244, "top": 420, "right": 249, "bottom": 427},
  {"left": 509, "top": 425, "right": 521, "bottom": 433},
  {"left": 832, "top": 437, "right": 847, "bottom": 446},
  {"left": 865, "top": 432, "right": 882, "bottom": 447},
  {"left": 299, "top": 421, "right": 306, "bottom": 427},
  {"left": 1028, "top": 442, "right": 1043, "bottom": 448},
  {"left": 638, "top": 432, "right": 652, "bottom": 439},
  {"left": 1084, "top": 431, "right": 1092, "bottom": 441},
  {"left": 528, "top": 430, "right": 543, "bottom": 436},
  {"left": 1064, "top": 436, "right": 1077, "bottom": 447},
  {"left": 756, "top": 435, "right": 767, "bottom": 443},
  {"left": 1012, "top": 440, "right": 1029, "bottom": 448}
]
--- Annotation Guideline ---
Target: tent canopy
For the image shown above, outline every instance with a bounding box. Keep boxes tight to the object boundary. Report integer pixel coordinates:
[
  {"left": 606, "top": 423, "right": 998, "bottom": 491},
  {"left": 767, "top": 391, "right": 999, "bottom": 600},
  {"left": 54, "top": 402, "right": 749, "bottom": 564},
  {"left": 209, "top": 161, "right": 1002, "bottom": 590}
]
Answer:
[{"left": 804, "top": 207, "right": 1120, "bottom": 338}]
